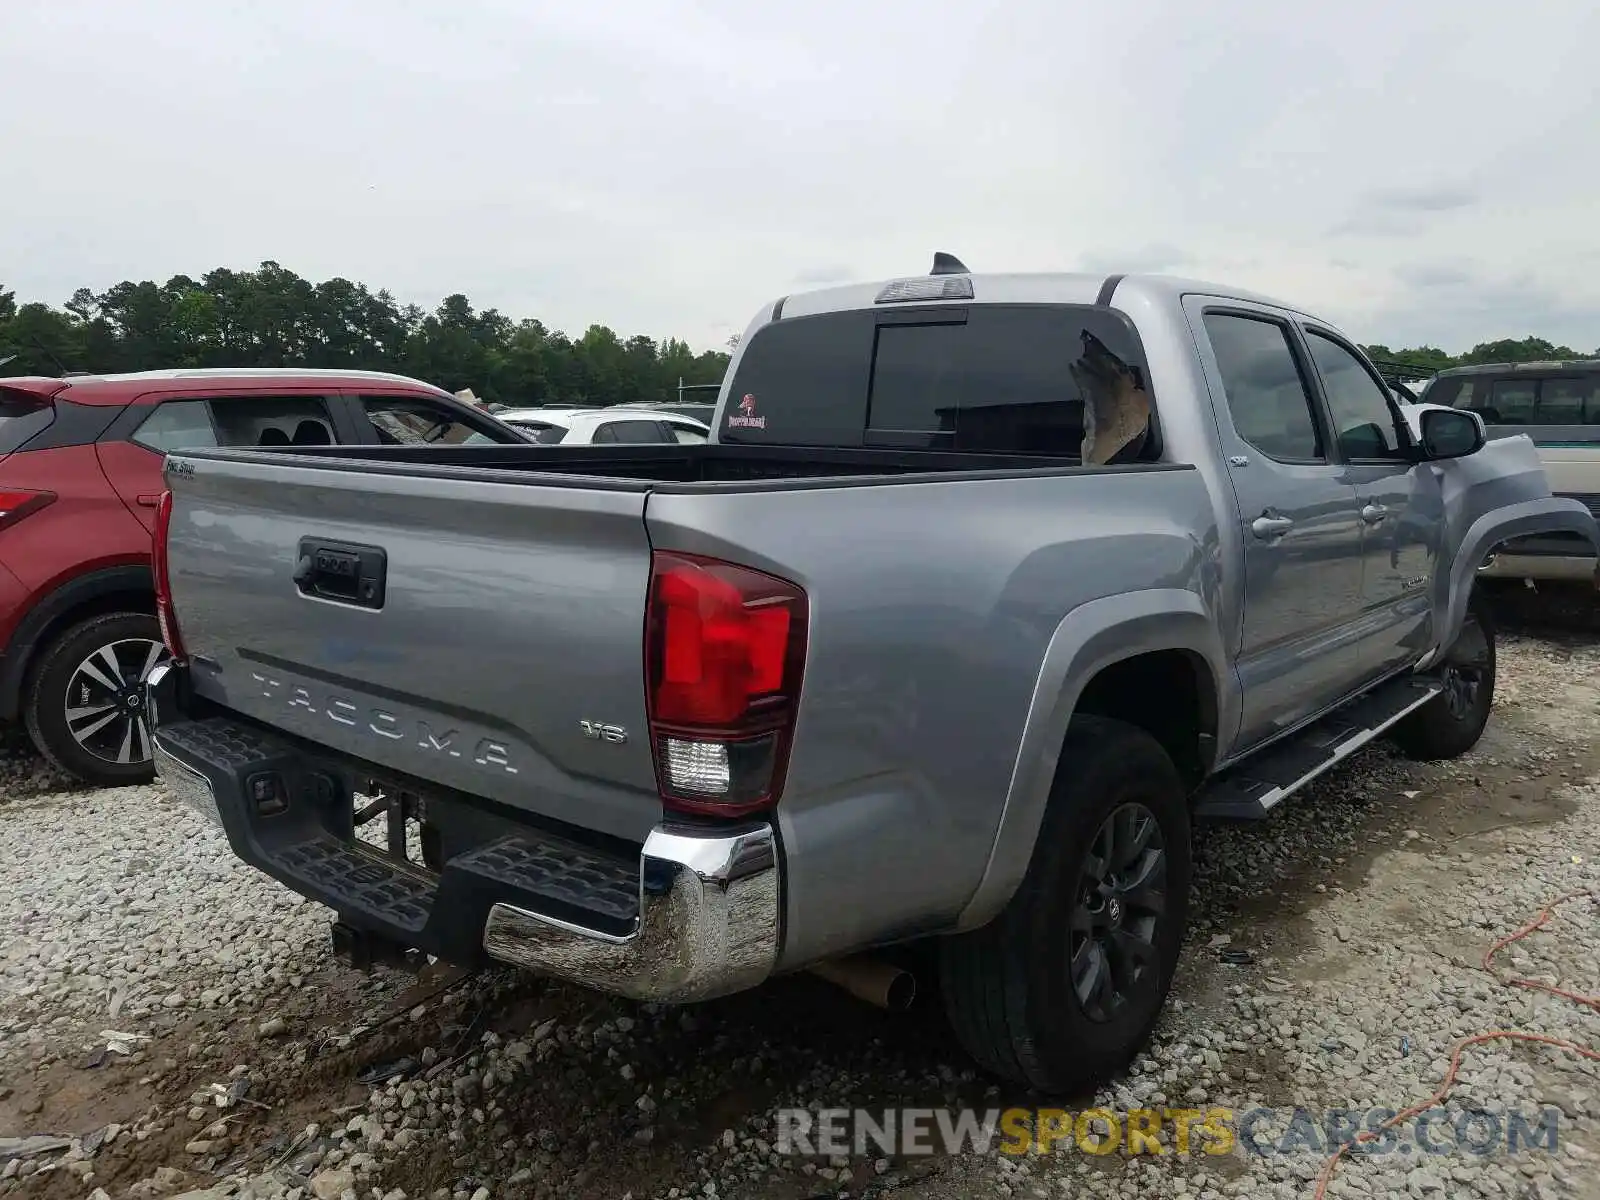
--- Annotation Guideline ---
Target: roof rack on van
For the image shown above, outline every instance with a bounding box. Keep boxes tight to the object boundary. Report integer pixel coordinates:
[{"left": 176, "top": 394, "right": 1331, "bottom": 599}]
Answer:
[{"left": 1369, "top": 358, "right": 1439, "bottom": 385}]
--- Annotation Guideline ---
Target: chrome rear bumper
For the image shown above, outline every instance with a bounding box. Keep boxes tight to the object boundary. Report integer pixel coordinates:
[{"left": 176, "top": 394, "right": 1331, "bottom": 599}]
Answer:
[
  {"left": 147, "top": 661, "right": 780, "bottom": 1003},
  {"left": 482, "top": 824, "right": 780, "bottom": 1002}
]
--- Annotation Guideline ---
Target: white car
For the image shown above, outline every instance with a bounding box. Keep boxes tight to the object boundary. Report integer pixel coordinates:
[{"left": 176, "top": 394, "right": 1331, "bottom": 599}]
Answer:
[{"left": 498, "top": 406, "right": 710, "bottom": 445}]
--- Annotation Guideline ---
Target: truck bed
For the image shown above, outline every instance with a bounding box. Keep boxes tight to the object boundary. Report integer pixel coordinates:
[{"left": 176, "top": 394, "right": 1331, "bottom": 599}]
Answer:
[
  {"left": 157, "top": 439, "right": 1204, "bottom": 861},
  {"left": 190, "top": 441, "right": 1153, "bottom": 489}
]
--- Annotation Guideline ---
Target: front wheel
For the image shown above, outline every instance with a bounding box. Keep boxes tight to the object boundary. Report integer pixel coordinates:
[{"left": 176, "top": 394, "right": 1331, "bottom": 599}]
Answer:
[
  {"left": 24, "top": 612, "right": 170, "bottom": 787},
  {"left": 939, "top": 715, "right": 1191, "bottom": 1095},
  {"left": 1389, "top": 592, "right": 1496, "bottom": 761}
]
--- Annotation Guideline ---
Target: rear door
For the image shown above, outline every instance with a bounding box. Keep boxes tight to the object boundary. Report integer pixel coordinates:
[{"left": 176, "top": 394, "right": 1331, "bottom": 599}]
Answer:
[
  {"left": 98, "top": 390, "right": 345, "bottom": 531},
  {"left": 1186, "top": 301, "right": 1369, "bottom": 750}
]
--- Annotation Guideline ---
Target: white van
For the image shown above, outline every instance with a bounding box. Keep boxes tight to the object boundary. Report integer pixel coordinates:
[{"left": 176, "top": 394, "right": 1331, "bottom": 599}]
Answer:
[{"left": 1428, "top": 360, "right": 1600, "bottom": 583}]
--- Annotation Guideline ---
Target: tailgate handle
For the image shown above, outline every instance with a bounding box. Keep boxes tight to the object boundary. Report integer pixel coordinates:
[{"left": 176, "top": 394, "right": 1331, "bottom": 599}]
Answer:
[{"left": 294, "top": 538, "right": 387, "bottom": 610}]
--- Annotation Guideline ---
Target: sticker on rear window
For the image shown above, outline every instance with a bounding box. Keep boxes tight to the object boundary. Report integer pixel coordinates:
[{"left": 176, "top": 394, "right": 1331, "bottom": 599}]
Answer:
[{"left": 727, "top": 393, "right": 766, "bottom": 430}]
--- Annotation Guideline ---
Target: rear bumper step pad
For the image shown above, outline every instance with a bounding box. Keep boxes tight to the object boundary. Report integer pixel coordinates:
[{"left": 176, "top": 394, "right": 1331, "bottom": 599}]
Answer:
[{"left": 147, "top": 663, "right": 779, "bottom": 1002}]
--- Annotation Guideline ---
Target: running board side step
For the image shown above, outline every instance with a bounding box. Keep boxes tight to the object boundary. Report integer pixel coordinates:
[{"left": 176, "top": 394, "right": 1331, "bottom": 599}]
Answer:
[{"left": 1194, "top": 676, "right": 1442, "bottom": 821}]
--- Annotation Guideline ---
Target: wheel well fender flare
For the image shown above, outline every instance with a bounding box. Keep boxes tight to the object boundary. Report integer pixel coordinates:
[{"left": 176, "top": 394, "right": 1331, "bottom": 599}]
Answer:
[
  {"left": 0, "top": 565, "right": 155, "bottom": 720},
  {"left": 953, "top": 588, "right": 1231, "bottom": 931}
]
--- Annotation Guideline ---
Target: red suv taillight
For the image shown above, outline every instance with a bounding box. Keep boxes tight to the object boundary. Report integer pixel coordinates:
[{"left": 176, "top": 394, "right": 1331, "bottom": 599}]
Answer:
[
  {"left": 152, "top": 490, "right": 187, "bottom": 661},
  {"left": 0, "top": 488, "right": 56, "bottom": 532},
  {"left": 645, "top": 551, "right": 808, "bottom": 817}
]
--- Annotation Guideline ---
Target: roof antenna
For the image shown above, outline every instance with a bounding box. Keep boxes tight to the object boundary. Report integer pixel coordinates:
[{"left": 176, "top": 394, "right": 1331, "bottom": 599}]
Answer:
[
  {"left": 27, "top": 336, "right": 69, "bottom": 377},
  {"left": 931, "top": 252, "right": 970, "bottom": 276}
]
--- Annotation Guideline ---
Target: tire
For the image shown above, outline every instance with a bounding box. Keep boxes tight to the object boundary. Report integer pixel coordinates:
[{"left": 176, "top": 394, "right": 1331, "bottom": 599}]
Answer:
[
  {"left": 24, "top": 612, "right": 169, "bottom": 787},
  {"left": 1389, "top": 591, "right": 1496, "bottom": 762},
  {"left": 939, "top": 715, "right": 1192, "bottom": 1095}
]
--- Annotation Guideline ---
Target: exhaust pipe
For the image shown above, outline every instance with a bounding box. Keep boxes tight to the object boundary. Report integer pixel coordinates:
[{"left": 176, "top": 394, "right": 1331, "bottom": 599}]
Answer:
[{"left": 808, "top": 956, "right": 917, "bottom": 1011}]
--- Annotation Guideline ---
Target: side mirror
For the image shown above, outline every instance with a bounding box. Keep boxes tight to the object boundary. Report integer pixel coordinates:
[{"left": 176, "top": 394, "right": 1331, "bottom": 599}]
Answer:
[{"left": 1402, "top": 403, "right": 1485, "bottom": 461}]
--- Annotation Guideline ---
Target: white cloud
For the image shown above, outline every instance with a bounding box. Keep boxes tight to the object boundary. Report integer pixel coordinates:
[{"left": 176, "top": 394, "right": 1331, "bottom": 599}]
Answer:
[{"left": 1, "top": 0, "right": 1596, "bottom": 354}]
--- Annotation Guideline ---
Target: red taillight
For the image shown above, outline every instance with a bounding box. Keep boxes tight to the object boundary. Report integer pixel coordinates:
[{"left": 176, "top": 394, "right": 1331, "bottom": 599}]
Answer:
[
  {"left": 645, "top": 551, "right": 807, "bottom": 816},
  {"left": 152, "top": 490, "right": 187, "bottom": 661},
  {"left": 0, "top": 488, "right": 56, "bottom": 531}
]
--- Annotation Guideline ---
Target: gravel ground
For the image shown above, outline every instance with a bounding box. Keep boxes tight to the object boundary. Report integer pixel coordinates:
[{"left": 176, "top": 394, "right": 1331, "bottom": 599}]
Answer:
[{"left": 3, "top": 606, "right": 1598, "bottom": 1200}]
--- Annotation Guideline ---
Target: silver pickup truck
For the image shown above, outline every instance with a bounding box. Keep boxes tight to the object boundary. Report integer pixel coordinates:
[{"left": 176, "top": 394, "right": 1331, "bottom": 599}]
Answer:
[{"left": 147, "top": 264, "right": 1600, "bottom": 1095}]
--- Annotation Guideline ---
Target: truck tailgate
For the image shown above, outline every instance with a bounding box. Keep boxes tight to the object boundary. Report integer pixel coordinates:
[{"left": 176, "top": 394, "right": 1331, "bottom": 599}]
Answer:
[{"left": 163, "top": 454, "right": 663, "bottom": 843}]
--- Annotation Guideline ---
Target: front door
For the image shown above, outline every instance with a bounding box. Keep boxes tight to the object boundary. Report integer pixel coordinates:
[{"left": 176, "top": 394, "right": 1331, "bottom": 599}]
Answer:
[
  {"left": 1189, "top": 302, "right": 1369, "bottom": 751},
  {"left": 1299, "top": 326, "right": 1441, "bottom": 676}
]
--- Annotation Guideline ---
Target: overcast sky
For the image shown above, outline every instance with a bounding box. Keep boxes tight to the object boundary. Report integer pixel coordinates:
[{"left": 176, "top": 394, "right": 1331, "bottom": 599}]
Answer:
[{"left": 3, "top": 0, "right": 1597, "bottom": 354}]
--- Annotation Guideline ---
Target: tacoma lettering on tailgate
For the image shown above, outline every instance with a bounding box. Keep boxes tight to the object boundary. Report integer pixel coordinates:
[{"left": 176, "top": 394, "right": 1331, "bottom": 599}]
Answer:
[{"left": 249, "top": 671, "right": 518, "bottom": 775}]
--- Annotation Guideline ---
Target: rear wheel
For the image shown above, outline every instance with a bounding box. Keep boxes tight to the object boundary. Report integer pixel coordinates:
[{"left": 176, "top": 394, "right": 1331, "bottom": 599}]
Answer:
[
  {"left": 25, "top": 612, "right": 169, "bottom": 787},
  {"left": 939, "top": 716, "right": 1191, "bottom": 1094},
  {"left": 1390, "top": 592, "right": 1496, "bottom": 761}
]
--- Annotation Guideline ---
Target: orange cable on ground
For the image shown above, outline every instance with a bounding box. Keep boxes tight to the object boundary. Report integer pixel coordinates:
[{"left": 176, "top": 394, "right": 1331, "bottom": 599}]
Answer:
[{"left": 1310, "top": 888, "right": 1599, "bottom": 1200}]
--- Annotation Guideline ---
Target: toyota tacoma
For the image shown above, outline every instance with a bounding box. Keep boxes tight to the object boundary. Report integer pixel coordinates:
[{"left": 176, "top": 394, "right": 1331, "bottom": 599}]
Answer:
[{"left": 145, "top": 261, "right": 1600, "bottom": 1092}]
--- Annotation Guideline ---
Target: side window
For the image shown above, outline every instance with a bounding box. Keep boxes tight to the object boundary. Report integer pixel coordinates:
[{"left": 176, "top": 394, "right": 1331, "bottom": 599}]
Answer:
[
  {"left": 1540, "top": 377, "right": 1599, "bottom": 425},
  {"left": 358, "top": 396, "right": 508, "bottom": 446},
  {"left": 596, "top": 420, "right": 671, "bottom": 444},
  {"left": 208, "top": 396, "right": 337, "bottom": 448},
  {"left": 131, "top": 400, "right": 220, "bottom": 453},
  {"left": 1486, "top": 379, "right": 1537, "bottom": 425},
  {"left": 1202, "top": 313, "right": 1323, "bottom": 462},
  {"left": 1436, "top": 377, "right": 1485, "bottom": 415},
  {"left": 669, "top": 423, "right": 709, "bottom": 444},
  {"left": 1304, "top": 332, "right": 1405, "bottom": 460}
]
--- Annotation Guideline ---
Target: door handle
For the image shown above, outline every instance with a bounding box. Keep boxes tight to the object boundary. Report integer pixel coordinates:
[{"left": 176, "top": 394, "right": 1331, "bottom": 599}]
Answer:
[
  {"left": 1251, "top": 514, "right": 1295, "bottom": 539},
  {"left": 135, "top": 494, "right": 161, "bottom": 508},
  {"left": 1361, "top": 504, "right": 1388, "bottom": 525},
  {"left": 294, "top": 537, "right": 388, "bottom": 609}
]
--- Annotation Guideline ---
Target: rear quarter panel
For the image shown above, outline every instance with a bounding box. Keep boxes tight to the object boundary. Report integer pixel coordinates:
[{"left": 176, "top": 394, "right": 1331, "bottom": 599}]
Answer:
[
  {"left": 645, "top": 466, "right": 1222, "bottom": 968},
  {"left": 0, "top": 445, "right": 151, "bottom": 599}
]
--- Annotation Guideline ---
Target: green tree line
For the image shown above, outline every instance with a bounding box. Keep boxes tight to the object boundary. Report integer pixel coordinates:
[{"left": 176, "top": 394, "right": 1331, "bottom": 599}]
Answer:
[
  {"left": 2, "top": 262, "right": 1591, "bottom": 402},
  {"left": 0, "top": 262, "right": 730, "bottom": 408},
  {"left": 1361, "top": 336, "right": 1598, "bottom": 376}
]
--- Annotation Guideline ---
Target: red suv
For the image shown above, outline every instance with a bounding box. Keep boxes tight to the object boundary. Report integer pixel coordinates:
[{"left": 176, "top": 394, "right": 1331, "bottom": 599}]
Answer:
[{"left": 0, "top": 368, "right": 528, "bottom": 786}]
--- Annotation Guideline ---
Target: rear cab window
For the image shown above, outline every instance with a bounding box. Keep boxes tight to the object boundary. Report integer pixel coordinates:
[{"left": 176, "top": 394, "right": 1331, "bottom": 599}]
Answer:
[{"left": 720, "top": 304, "right": 1156, "bottom": 462}]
